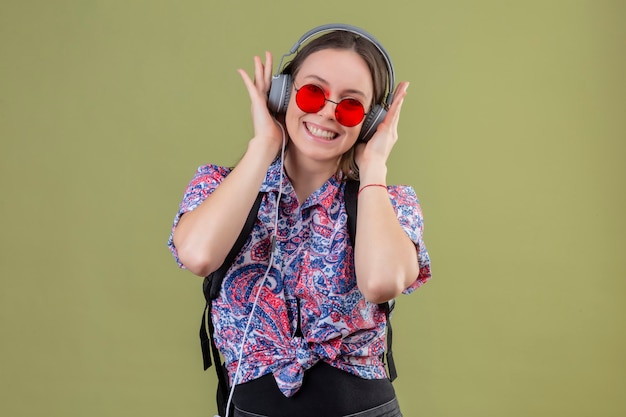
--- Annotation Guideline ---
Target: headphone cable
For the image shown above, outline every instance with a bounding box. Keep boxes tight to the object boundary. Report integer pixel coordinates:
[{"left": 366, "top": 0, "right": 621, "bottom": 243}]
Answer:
[{"left": 219, "top": 122, "right": 286, "bottom": 417}]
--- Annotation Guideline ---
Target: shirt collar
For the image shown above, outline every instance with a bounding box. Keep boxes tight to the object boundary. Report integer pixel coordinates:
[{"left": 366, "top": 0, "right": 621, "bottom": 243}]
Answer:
[{"left": 260, "top": 158, "right": 343, "bottom": 211}]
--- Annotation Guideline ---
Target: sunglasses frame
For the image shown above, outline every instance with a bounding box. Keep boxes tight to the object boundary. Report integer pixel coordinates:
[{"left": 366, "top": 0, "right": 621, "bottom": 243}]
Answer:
[{"left": 293, "top": 83, "right": 368, "bottom": 127}]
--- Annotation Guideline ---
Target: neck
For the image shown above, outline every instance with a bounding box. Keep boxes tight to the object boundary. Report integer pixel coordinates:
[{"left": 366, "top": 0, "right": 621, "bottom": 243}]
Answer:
[{"left": 284, "top": 150, "right": 340, "bottom": 203}]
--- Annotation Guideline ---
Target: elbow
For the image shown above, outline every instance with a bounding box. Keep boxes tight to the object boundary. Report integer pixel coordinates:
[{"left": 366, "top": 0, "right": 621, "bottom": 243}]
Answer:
[
  {"left": 358, "top": 274, "right": 405, "bottom": 305},
  {"left": 356, "top": 252, "right": 415, "bottom": 303},
  {"left": 362, "top": 290, "right": 396, "bottom": 305},
  {"left": 177, "top": 250, "right": 216, "bottom": 277},
  {"left": 357, "top": 249, "right": 420, "bottom": 303},
  {"left": 173, "top": 236, "right": 221, "bottom": 277}
]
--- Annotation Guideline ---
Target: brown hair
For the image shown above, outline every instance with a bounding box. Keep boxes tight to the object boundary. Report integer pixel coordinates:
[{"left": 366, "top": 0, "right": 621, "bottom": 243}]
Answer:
[{"left": 282, "top": 30, "right": 391, "bottom": 180}]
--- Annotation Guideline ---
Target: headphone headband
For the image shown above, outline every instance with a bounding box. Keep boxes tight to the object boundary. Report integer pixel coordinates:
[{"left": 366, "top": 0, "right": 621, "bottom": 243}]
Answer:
[{"left": 275, "top": 23, "right": 395, "bottom": 107}]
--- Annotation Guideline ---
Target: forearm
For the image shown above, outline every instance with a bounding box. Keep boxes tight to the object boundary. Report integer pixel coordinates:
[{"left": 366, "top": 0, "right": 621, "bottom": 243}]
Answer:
[
  {"left": 354, "top": 165, "right": 419, "bottom": 304},
  {"left": 173, "top": 138, "right": 278, "bottom": 276}
]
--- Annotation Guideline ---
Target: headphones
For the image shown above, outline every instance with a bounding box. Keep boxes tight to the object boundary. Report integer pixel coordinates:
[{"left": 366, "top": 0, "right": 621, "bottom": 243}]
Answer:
[{"left": 267, "top": 23, "right": 396, "bottom": 142}]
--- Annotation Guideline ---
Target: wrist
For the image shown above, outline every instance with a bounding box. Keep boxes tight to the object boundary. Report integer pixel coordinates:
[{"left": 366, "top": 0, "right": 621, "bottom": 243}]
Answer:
[
  {"left": 247, "top": 136, "right": 282, "bottom": 162},
  {"left": 357, "top": 183, "right": 388, "bottom": 197},
  {"left": 240, "top": 145, "right": 279, "bottom": 175},
  {"left": 357, "top": 155, "right": 387, "bottom": 177},
  {"left": 357, "top": 163, "right": 387, "bottom": 185}
]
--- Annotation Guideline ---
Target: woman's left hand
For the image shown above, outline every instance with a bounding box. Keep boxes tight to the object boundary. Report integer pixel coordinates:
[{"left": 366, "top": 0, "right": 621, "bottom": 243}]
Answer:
[
  {"left": 352, "top": 81, "right": 419, "bottom": 304},
  {"left": 354, "top": 81, "right": 409, "bottom": 175}
]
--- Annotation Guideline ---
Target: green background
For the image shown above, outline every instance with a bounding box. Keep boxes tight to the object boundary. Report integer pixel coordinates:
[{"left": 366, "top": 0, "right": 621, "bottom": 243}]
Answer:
[{"left": 1, "top": 1, "right": 624, "bottom": 416}]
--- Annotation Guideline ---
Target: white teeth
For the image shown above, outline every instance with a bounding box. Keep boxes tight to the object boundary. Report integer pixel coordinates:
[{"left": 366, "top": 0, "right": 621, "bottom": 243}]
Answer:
[{"left": 306, "top": 123, "right": 337, "bottom": 140}]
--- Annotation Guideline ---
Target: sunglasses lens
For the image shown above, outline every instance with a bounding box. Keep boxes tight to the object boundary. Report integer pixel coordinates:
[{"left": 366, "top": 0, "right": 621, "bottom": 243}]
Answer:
[
  {"left": 336, "top": 99, "right": 365, "bottom": 127},
  {"left": 295, "top": 84, "right": 366, "bottom": 127},
  {"left": 295, "top": 84, "right": 326, "bottom": 113}
]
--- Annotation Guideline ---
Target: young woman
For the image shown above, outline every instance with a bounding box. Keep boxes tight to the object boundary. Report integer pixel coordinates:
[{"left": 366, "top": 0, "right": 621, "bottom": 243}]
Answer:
[{"left": 168, "top": 24, "right": 431, "bottom": 417}]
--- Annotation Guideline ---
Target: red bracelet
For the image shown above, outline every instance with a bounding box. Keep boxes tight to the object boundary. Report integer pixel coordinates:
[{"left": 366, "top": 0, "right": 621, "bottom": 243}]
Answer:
[{"left": 357, "top": 183, "right": 388, "bottom": 197}]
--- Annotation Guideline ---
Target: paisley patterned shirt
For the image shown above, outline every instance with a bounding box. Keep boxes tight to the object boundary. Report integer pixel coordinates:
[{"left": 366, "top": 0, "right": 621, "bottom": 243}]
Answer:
[{"left": 168, "top": 159, "right": 431, "bottom": 397}]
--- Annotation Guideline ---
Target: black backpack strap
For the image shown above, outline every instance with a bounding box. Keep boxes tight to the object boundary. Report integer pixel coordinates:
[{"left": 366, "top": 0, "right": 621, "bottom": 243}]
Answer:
[
  {"left": 199, "top": 192, "right": 265, "bottom": 417},
  {"left": 200, "top": 302, "right": 231, "bottom": 417},
  {"left": 200, "top": 304, "right": 218, "bottom": 370},
  {"left": 381, "top": 300, "right": 397, "bottom": 381},
  {"left": 203, "top": 191, "right": 266, "bottom": 302},
  {"left": 200, "top": 191, "right": 265, "bottom": 367},
  {"left": 344, "top": 179, "right": 397, "bottom": 382},
  {"left": 203, "top": 301, "right": 234, "bottom": 417},
  {"left": 344, "top": 179, "right": 359, "bottom": 248}
]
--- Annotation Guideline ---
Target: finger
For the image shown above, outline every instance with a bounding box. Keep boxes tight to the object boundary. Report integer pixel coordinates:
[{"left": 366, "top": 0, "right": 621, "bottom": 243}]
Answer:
[
  {"left": 391, "top": 82, "right": 409, "bottom": 112},
  {"left": 385, "top": 81, "right": 409, "bottom": 126},
  {"left": 238, "top": 68, "right": 254, "bottom": 91},
  {"left": 254, "top": 55, "right": 264, "bottom": 88},
  {"left": 238, "top": 68, "right": 264, "bottom": 106},
  {"left": 264, "top": 51, "right": 273, "bottom": 88}
]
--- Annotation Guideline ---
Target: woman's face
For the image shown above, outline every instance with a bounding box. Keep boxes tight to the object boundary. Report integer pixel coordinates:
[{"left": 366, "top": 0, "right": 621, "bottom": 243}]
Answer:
[{"left": 285, "top": 48, "right": 374, "bottom": 168}]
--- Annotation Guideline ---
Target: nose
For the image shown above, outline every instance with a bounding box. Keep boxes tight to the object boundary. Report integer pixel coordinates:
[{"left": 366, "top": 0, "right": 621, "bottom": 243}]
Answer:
[{"left": 318, "top": 97, "right": 338, "bottom": 119}]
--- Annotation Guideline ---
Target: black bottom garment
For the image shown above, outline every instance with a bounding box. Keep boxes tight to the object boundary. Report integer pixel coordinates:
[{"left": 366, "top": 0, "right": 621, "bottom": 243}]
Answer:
[{"left": 232, "top": 361, "right": 402, "bottom": 417}]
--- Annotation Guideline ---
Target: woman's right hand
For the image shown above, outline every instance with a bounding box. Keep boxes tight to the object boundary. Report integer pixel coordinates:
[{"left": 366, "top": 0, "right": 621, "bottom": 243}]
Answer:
[
  {"left": 238, "top": 51, "right": 285, "bottom": 153},
  {"left": 175, "top": 53, "right": 284, "bottom": 278}
]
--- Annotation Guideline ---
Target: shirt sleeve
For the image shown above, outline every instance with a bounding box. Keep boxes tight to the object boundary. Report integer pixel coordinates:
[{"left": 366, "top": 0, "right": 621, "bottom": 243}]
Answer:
[
  {"left": 387, "top": 185, "right": 432, "bottom": 293},
  {"left": 167, "top": 164, "right": 232, "bottom": 268}
]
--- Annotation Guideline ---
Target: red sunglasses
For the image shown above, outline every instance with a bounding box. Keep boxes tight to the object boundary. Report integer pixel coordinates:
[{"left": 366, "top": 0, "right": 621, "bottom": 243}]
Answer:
[{"left": 294, "top": 84, "right": 366, "bottom": 127}]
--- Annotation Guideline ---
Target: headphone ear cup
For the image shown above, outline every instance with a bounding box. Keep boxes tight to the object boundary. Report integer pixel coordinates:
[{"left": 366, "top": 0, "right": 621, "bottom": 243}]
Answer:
[
  {"left": 267, "top": 74, "right": 292, "bottom": 114},
  {"left": 359, "top": 104, "right": 387, "bottom": 142}
]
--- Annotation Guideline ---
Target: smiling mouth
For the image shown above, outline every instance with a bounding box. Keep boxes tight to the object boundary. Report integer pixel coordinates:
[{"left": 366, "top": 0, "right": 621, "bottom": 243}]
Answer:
[{"left": 305, "top": 122, "right": 338, "bottom": 140}]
